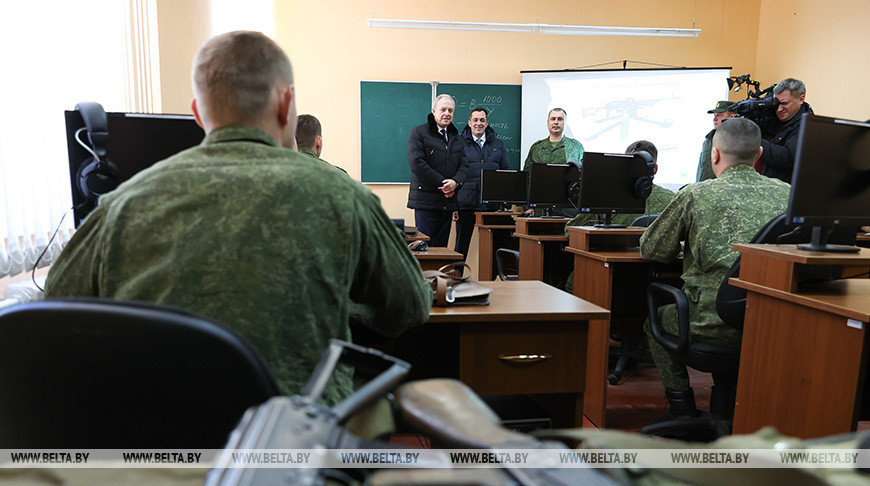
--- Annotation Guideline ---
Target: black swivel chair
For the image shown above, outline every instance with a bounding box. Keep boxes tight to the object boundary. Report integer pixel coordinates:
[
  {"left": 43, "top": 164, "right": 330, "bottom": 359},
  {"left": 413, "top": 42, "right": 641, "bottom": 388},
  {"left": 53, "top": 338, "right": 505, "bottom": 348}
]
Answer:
[
  {"left": 641, "top": 213, "right": 858, "bottom": 441},
  {"left": 0, "top": 298, "right": 280, "bottom": 448},
  {"left": 607, "top": 214, "right": 660, "bottom": 385},
  {"left": 495, "top": 248, "right": 521, "bottom": 281}
]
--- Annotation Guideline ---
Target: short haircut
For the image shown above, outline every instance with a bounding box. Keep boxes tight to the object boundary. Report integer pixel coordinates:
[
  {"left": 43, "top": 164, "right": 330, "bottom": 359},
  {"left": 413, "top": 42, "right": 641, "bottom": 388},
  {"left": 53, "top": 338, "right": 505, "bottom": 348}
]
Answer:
[
  {"left": 192, "top": 31, "right": 293, "bottom": 125},
  {"left": 773, "top": 78, "right": 806, "bottom": 97},
  {"left": 625, "top": 140, "right": 658, "bottom": 163},
  {"left": 470, "top": 107, "right": 488, "bottom": 117},
  {"left": 548, "top": 107, "right": 567, "bottom": 118},
  {"left": 712, "top": 118, "right": 761, "bottom": 165},
  {"left": 432, "top": 94, "right": 455, "bottom": 110},
  {"left": 295, "top": 114, "right": 321, "bottom": 149}
]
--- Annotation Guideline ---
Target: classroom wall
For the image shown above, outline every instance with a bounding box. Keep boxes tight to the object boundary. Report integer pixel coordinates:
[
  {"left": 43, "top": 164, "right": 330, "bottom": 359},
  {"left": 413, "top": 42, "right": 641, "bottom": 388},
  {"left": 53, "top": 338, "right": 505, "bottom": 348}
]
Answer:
[
  {"left": 755, "top": 0, "right": 870, "bottom": 121},
  {"left": 155, "top": 0, "right": 212, "bottom": 114},
  {"left": 272, "top": 0, "right": 763, "bottom": 222}
]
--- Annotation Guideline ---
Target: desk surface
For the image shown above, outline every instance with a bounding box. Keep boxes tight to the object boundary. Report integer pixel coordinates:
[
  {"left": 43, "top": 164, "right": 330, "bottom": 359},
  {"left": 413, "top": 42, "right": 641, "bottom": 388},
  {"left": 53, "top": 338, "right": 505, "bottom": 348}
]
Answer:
[
  {"left": 428, "top": 280, "right": 609, "bottom": 323},
  {"left": 413, "top": 247, "right": 463, "bottom": 261},
  {"left": 731, "top": 277, "right": 870, "bottom": 322},
  {"left": 405, "top": 231, "right": 430, "bottom": 242},
  {"left": 733, "top": 243, "right": 870, "bottom": 264}
]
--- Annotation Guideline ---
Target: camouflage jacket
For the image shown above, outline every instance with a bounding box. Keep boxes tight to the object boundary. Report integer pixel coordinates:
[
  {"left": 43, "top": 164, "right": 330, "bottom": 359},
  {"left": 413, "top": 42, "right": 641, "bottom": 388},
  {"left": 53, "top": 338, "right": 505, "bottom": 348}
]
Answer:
[
  {"left": 522, "top": 136, "right": 584, "bottom": 170},
  {"left": 46, "top": 125, "right": 431, "bottom": 404},
  {"left": 565, "top": 183, "right": 676, "bottom": 231},
  {"left": 696, "top": 129, "right": 716, "bottom": 182},
  {"left": 298, "top": 146, "right": 348, "bottom": 174},
  {"left": 640, "top": 164, "right": 790, "bottom": 331}
]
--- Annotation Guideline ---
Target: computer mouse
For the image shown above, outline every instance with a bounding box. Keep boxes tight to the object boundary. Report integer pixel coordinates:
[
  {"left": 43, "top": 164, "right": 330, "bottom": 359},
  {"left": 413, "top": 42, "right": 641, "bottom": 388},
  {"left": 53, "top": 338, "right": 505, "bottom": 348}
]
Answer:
[{"left": 409, "top": 240, "right": 429, "bottom": 251}]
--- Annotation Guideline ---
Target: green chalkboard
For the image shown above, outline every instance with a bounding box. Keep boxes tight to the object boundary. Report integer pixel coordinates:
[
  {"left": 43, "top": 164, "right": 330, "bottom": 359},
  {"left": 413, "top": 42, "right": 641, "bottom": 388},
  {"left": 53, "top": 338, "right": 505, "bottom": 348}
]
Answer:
[
  {"left": 360, "top": 81, "right": 432, "bottom": 183},
  {"left": 437, "top": 83, "right": 522, "bottom": 170}
]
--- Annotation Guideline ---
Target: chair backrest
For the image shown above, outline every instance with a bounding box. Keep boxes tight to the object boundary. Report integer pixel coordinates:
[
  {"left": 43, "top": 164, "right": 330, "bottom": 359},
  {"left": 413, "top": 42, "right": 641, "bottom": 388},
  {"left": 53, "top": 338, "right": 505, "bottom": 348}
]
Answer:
[
  {"left": 0, "top": 298, "right": 280, "bottom": 448},
  {"left": 716, "top": 214, "right": 858, "bottom": 330},
  {"left": 629, "top": 214, "right": 658, "bottom": 246},
  {"left": 495, "top": 248, "right": 520, "bottom": 281}
]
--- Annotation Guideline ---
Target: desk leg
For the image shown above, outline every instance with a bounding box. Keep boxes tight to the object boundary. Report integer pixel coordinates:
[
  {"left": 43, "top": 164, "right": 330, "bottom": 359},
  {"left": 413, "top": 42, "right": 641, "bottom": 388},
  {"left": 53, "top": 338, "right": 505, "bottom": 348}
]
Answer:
[
  {"left": 478, "top": 229, "right": 495, "bottom": 280},
  {"left": 733, "top": 292, "right": 867, "bottom": 438},
  {"left": 572, "top": 254, "right": 614, "bottom": 428},
  {"left": 518, "top": 239, "right": 544, "bottom": 281}
]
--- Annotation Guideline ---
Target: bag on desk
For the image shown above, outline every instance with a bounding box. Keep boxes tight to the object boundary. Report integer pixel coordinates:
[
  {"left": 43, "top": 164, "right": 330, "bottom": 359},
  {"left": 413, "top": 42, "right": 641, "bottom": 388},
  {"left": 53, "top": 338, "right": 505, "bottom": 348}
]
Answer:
[{"left": 423, "top": 263, "right": 493, "bottom": 306}]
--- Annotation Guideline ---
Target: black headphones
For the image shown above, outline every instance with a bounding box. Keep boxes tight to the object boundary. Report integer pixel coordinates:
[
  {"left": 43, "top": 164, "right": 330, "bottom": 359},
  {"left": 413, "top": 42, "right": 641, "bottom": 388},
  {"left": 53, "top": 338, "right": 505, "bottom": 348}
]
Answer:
[
  {"left": 632, "top": 150, "right": 655, "bottom": 199},
  {"left": 75, "top": 102, "right": 119, "bottom": 201},
  {"left": 567, "top": 160, "right": 582, "bottom": 202}
]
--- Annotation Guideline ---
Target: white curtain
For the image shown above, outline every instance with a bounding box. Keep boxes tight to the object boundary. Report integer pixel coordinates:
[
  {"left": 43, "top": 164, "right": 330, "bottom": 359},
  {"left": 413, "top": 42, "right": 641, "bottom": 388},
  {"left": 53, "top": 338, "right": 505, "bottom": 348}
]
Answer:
[{"left": 0, "top": 0, "right": 160, "bottom": 279}]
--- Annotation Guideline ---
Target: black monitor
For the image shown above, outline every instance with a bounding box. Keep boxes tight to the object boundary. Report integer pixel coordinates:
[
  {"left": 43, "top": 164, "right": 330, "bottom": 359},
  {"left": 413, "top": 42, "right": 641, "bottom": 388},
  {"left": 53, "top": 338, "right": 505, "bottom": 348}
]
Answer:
[
  {"left": 527, "top": 163, "right": 580, "bottom": 218},
  {"left": 786, "top": 114, "right": 870, "bottom": 253},
  {"left": 578, "top": 152, "right": 649, "bottom": 228},
  {"left": 480, "top": 169, "right": 528, "bottom": 209},
  {"left": 65, "top": 111, "right": 205, "bottom": 226}
]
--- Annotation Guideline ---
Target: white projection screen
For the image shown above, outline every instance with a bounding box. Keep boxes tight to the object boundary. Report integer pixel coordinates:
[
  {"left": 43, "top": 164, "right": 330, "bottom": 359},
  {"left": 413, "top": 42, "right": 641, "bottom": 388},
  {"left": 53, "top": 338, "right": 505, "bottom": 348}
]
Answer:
[{"left": 521, "top": 68, "right": 731, "bottom": 190}]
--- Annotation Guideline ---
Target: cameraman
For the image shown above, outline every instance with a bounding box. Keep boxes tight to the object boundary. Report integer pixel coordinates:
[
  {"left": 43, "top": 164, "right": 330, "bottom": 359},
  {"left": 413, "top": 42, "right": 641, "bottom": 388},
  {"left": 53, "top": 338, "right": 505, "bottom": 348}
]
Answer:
[{"left": 756, "top": 78, "right": 813, "bottom": 183}]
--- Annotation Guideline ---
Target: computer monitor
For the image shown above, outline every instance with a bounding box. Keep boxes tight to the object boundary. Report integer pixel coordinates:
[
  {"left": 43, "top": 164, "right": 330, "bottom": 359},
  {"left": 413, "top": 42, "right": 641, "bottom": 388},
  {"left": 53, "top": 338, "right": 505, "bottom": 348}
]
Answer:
[
  {"left": 786, "top": 113, "right": 870, "bottom": 253},
  {"left": 527, "top": 163, "right": 579, "bottom": 218},
  {"left": 65, "top": 111, "right": 205, "bottom": 226},
  {"left": 480, "top": 169, "right": 528, "bottom": 209},
  {"left": 578, "top": 152, "right": 649, "bottom": 228}
]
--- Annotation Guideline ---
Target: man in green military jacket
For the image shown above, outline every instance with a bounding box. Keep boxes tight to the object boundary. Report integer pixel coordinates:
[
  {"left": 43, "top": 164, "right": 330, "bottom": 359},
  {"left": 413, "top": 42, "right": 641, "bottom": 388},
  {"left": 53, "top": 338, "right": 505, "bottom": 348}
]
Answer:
[
  {"left": 696, "top": 100, "right": 738, "bottom": 182},
  {"left": 522, "top": 107, "right": 584, "bottom": 170},
  {"left": 45, "top": 31, "right": 431, "bottom": 406},
  {"left": 296, "top": 113, "right": 347, "bottom": 173},
  {"left": 639, "top": 118, "right": 790, "bottom": 420}
]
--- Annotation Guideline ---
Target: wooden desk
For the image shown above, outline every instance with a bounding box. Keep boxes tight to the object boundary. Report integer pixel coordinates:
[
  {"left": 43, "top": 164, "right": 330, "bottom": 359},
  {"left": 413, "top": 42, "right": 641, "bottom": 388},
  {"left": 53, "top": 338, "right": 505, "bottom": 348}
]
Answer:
[
  {"left": 413, "top": 247, "right": 464, "bottom": 271},
  {"left": 731, "top": 244, "right": 870, "bottom": 438},
  {"left": 356, "top": 280, "right": 609, "bottom": 428},
  {"left": 513, "top": 217, "right": 570, "bottom": 282},
  {"left": 405, "top": 230, "right": 430, "bottom": 242},
  {"left": 565, "top": 225, "right": 650, "bottom": 427},
  {"left": 475, "top": 212, "right": 519, "bottom": 280}
]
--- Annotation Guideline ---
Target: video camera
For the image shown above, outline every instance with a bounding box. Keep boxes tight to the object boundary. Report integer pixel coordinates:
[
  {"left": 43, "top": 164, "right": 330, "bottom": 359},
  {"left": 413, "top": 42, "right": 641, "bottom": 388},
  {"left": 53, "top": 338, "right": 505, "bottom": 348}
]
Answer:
[{"left": 725, "top": 74, "right": 780, "bottom": 127}]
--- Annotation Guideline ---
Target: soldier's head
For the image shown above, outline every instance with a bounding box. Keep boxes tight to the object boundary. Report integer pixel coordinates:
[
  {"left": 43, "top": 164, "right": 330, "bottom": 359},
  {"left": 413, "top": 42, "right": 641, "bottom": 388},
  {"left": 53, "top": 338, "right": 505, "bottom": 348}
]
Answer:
[
  {"left": 707, "top": 100, "right": 738, "bottom": 128},
  {"left": 191, "top": 31, "right": 296, "bottom": 149},
  {"left": 547, "top": 108, "right": 566, "bottom": 139},
  {"left": 711, "top": 118, "right": 762, "bottom": 177},
  {"left": 625, "top": 140, "right": 658, "bottom": 175},
  {"left": 296, "top": 114, "right": 322, "bottom": 156}
]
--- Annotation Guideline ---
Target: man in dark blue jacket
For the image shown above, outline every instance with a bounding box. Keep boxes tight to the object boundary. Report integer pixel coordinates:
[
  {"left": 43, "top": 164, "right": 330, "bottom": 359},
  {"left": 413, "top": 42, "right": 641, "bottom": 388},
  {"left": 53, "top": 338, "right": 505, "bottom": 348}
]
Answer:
[
  {"left": 454, "top": 107, "right": 510, "bottom": 259},
  {"left": 407, "top": 94, "right": 469, "bottom": 246},
  {"left": 756, "top": 77, "right": 812, "bottom": 183}
]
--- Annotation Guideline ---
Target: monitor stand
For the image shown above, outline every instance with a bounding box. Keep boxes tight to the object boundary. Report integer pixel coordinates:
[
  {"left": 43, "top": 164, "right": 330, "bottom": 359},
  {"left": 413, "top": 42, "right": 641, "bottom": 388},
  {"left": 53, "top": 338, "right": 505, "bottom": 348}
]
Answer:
[
  {"left": 593, "top": 213, "right": 626, "bottom": 229},
  {"left": 537, "top": 206, "right": 564, "bottom": 219},
  {"left": 796, "top": 226, "right": 860, "bottom": 253}
]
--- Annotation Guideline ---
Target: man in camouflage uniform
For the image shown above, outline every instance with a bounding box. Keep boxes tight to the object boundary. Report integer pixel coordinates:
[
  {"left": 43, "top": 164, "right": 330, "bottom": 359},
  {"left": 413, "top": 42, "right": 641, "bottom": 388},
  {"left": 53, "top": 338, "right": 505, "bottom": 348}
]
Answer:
[
  {"left": 522, "top": 107, "right": 584, "bottom": 170},
  {"left": 45, "top": 31, "right": 431, "bottom": 406},
  {"left": 565, "top": 140, "right": 674, "bottom": 229},
  {"left": 640, "top": 117, "right": 790, "bottom": 418},
  {"left": 296, "top": 113, "right": 347, "bottom": 174},
  {"left": 696, "top": 100, "right": 737, "bottom": 182}
]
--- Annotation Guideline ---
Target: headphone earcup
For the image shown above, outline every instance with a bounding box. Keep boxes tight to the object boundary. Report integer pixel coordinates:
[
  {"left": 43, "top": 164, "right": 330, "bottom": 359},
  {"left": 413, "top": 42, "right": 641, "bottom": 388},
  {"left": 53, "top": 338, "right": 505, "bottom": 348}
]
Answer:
[
  {"left": 77, "top": 156, "right": 119, "bottom": 199},
  {"left": 567, "top": 160, "right": 582, "bottom": 202},
  {"left": 634, "top": 176, "right": 653, "bottom": 199}
]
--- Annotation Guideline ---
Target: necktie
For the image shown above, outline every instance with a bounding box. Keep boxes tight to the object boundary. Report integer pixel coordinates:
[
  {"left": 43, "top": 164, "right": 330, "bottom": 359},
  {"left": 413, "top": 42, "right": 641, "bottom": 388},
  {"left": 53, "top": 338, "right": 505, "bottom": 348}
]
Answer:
[
  {"left": 440, "top": 129, "right": 447, "bottom": 143},
  {"left": 477, "top": 138, "right": 484, "bottom": 148}
]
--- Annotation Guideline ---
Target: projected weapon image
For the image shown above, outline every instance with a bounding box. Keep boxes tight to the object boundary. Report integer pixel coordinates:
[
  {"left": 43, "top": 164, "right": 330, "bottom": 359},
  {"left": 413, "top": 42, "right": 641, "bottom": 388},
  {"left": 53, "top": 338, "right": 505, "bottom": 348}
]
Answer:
[{"left": 581, "top": 97, "right": 676, "bottom": 141}]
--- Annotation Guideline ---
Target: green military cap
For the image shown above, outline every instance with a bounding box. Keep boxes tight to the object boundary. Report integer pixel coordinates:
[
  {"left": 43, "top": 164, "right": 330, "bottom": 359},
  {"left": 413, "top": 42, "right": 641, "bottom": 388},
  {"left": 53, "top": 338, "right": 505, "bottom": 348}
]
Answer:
[{"left": 707, "top": 100, "right": 735, "bottom": 114}]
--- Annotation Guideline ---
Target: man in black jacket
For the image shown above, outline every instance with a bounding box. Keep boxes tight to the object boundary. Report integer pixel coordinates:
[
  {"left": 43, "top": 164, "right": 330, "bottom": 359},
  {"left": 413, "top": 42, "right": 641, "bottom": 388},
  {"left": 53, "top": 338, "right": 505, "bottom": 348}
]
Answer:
[
  {"left": 407, "top": 94, "right": 469, "bottom": 246},
  {"left": 757, "top": 78, "right": 812, "bottom": 183},
  {"left": 455, "top": 107, "right": 510, "bottom": 259}
]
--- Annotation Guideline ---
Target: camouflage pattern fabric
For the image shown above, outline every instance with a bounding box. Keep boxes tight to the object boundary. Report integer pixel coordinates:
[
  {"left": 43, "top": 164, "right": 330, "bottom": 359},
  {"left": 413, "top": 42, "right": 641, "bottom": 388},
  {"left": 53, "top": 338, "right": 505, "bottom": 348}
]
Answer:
[
  {"left": 298, "top": 146, "right": 348, "bottom": 174},
  {"left": 522, "top": 136, "right": 584, "bottom": 170},
  {"left": 639, "top": 164, "right": 790, "bottom": 391},
  {"left": 45, "top": 125, "right": 431, "bottom": 405},
  {"left": 695, "top": 129, "right": 716, "bottom": 182},
  {"left": 564, "top": 183, "right": 676, "bottom": 230}
]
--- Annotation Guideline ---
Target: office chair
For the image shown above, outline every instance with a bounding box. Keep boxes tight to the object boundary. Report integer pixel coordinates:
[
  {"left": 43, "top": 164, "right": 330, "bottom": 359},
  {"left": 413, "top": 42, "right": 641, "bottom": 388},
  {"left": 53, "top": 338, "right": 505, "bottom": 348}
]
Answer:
[
  {"left": 0, "top": 298, "right": 280, "bottom": 448},
  {"left": 607, "top": 214, "right": 659, "bottom": 385},
  {"left": 495, "top": 248, "right": 520, "bottom": 281},
  {"left": 641, "top": 213, "right": 802, "bottom": 441}
]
